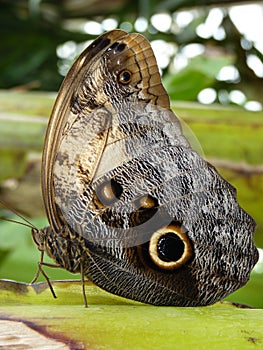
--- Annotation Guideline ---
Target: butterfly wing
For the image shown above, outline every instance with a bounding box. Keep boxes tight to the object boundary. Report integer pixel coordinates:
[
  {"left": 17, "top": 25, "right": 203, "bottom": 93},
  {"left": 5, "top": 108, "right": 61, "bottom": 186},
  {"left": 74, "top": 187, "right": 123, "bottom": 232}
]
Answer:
[
  {"left": 42, "top": 30, "right": 129, "bottom": 233},
  {"left": 42, "top": 30, "right": 258, "bottom": 306}
]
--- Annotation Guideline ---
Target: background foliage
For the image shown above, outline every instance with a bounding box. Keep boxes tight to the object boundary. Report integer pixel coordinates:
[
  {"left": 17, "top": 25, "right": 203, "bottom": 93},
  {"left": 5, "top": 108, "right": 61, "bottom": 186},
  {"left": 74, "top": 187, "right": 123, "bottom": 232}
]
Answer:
[{"left": 1, "top": 0, "right": 263, "bottom": 107}]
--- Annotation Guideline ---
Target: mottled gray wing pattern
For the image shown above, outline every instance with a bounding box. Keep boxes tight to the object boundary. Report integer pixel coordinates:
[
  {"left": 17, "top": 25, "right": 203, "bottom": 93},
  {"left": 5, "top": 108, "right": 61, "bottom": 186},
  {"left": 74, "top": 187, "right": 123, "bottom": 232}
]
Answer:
[
  {"left": 42, "top": 29, "right": 258, "bottom": 306},
  {"left": 42, "top": 30, "right": 128, "bottom": 233}
]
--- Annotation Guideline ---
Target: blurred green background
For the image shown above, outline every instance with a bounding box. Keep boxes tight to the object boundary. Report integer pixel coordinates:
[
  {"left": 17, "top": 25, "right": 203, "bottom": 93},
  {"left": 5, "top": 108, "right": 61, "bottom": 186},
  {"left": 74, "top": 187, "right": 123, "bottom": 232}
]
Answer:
[{"left": 0, "top": 0, "right": 262, "bottom": 308}]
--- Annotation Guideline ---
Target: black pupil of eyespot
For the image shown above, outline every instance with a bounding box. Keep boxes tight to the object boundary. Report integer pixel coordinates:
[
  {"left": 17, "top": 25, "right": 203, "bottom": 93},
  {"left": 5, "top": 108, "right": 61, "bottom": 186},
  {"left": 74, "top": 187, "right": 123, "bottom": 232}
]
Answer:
[
  {"left": 120, "top": 71, "right": 131, "bottom": 82},
  {"left": 157, "top": 233, "right": 184, "bottom": 262},
  {"left": 110, "top": 179, "right": 123, "bottom": 198}
]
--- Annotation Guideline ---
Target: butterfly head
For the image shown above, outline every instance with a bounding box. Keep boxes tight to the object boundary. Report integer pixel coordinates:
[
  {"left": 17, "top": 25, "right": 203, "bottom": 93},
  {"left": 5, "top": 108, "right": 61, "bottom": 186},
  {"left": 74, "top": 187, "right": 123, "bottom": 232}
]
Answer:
[{"left": 31, "top": 227, "right": 46, "bottom": 251}]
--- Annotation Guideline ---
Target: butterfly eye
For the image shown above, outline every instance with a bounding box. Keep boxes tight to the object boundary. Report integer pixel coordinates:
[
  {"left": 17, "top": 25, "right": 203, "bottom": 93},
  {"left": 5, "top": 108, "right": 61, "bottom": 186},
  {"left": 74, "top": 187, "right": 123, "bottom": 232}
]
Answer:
[
  {"left": 149, "top": 225, "right": 193, "bottom": 270},
  {"left": 118, "top": 69, "right": 132, "bottom": 85},
  {"left": 96, "top": 179, "right": 123, "bottom": 207}
]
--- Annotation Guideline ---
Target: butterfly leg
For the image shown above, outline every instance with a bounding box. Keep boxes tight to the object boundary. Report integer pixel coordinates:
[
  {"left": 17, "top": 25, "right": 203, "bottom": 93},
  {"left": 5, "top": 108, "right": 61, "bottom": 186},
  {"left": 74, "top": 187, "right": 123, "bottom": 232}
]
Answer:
[
  {"left": 80, "top": 261, "right": 88, "bottom": 308},
  {"left": 31, "top": 250, "right": 59, "bottom": 299}
]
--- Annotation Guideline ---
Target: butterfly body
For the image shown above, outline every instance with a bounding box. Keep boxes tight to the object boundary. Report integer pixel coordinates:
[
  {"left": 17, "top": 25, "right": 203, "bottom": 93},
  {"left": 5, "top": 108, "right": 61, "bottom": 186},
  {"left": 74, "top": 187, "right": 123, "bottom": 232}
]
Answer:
[{"left": 39, "top": 30, "right": 258, "bottom": 306}]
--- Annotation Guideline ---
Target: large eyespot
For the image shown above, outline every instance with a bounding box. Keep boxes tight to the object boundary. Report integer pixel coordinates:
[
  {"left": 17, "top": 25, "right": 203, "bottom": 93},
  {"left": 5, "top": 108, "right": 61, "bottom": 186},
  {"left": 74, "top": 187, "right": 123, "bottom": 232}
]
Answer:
[
  {"left": 95, "top": 179, "right": 123, "bottom": 207},
  {"left": 149, "top": 225, "right": 193, "bottom": 270},
  {"left": 118, "top": 69, "right": 132, "bottom": 85}
]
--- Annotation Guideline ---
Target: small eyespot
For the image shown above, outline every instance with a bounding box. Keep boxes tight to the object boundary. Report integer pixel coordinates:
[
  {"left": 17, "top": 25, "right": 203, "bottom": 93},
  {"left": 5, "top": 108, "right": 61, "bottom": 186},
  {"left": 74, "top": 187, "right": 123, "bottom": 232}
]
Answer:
[
  {"left": 149, "top": 225, "right": 193, "bottom": 270},
  {"left": 91, "top": 37, "right": 110, "bottom": 50},
  {"left": 118, "top": 69, "right": 132, "bottom": 85},
  {"left": 96, "top": 179, "right": 123, "bottom": 207},
  {"left": 134, "top": 194, "right": 158, "bottom": 210},
  {"left": 130, "top": 195, "right": 159, "bottom": 227},
  {"left": 106, "top": 42, "right": 119, "bottom": 52},
  {"left": 116, "top": 43, "right": 126, "bottom": 52}
]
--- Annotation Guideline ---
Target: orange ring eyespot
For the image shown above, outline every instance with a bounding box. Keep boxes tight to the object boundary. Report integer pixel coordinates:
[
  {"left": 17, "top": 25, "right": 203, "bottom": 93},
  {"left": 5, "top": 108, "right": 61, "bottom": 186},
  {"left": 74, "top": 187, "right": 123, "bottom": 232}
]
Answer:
[
  {"left": 117, "top": 69, "right": 132, "bottom": 85},
  {"left": 149, "top": 225, "right": 193, "bottom": 270}
]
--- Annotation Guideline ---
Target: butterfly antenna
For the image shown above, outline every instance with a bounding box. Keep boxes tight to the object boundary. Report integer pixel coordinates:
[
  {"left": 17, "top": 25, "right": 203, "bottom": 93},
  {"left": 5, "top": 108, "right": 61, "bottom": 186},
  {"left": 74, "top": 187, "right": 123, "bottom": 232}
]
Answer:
[
  {"left": 0, "top": 199, "right": 58, "bottom": 299},
  {"left": 0, "top": 198, "right": 37, "bottom": 230}
]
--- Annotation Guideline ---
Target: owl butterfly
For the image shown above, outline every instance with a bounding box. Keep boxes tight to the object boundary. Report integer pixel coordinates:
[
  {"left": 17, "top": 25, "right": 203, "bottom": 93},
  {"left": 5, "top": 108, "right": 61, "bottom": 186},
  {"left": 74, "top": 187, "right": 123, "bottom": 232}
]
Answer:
[{"left": 35, "top": 29, "right": 258, "bottom": 307}]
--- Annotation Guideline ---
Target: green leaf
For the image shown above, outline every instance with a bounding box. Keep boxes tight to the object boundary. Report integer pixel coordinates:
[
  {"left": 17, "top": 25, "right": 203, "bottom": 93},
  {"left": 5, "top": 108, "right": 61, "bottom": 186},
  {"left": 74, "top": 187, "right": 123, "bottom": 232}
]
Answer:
[
  {"left": 164, "top": 55, "right": 233, "bottom": 100},
  {"left": 0, "top": 280, "right": 262, "bottom": 350},
  {"left": 0, "top": 149, "right": 26, "bottom": 181}
]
